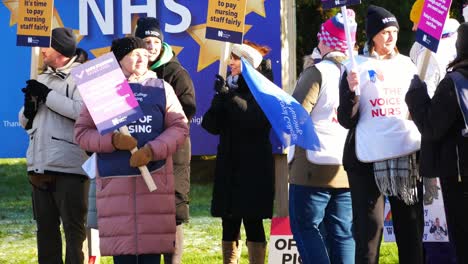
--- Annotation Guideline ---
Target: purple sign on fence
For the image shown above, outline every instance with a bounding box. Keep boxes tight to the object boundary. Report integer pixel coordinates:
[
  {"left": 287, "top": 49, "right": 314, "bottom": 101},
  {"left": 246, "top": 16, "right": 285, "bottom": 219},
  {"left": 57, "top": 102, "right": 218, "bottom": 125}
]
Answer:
[
  {"left": 321, "top": 0, "right": 361, "bottom": 9},
  {"left": 71, "top": 52, "right": 144, "bottom": 135},
  {"left": 416, "top": 0, "right": 452, "bottom": 53}
]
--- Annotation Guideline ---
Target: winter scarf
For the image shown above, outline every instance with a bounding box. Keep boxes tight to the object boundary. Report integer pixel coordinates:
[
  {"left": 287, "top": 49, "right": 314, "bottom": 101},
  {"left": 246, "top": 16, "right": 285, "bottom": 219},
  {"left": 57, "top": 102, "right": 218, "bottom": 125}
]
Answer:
[
  {"left": 150, "top": 42, "right": 173, "bottom": 70},
  {"left": 226, "top": 75, "right": 239, "bottom": 90},
  {"left": 373, "top": 154, "right": 420, "bottom": 205}
]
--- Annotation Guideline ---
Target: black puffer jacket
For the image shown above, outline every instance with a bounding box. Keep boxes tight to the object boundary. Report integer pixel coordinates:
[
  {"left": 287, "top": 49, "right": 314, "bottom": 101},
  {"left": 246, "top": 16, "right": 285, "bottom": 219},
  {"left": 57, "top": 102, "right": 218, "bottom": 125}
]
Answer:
[
  {"left": 151, "top": 52, "right": 196, "bottom": 224},
  {"left": 152, "top": 54, "right": 196, "bottom": 120},
  {"left": 202, "top": 75, "right": 274, "bottom": 219}
]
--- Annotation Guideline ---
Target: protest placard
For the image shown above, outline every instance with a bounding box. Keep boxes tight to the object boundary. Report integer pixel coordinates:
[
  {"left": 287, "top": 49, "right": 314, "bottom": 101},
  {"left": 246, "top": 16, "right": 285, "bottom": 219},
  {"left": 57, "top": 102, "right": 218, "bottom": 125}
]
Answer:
[
  {"left": 16, "top": 0, "right": 53, "bottom": 47},
  {"left": 268, "top": 217, "right": 302, "bottom": 264},
  {"left": 72, "top": 52, "right": 156, "bottom": 191},
  {"left": 384, "top": 179, "right": 450, "bottom": 243},
  {"left": 205, "top": 0, "right": 247, "bottom": 44},
  {"left": 416, "top": 0, "right": 453, "bottom": 53},
  {"left": 71, "top": 52, "right": 143, "bottom": 135},
  {"left": 321, "top": 0, "right": 361, "bottom": 9}
]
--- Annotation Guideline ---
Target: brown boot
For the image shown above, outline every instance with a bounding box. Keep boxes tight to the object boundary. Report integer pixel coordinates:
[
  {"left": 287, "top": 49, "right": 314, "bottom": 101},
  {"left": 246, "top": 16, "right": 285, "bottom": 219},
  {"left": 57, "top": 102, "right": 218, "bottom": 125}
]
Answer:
[
  {"left": 222, "top": 240, "right": 240, "bottom": 264},
  {"left": 247, "top": 241, "right": 266, "bottom": 264}
]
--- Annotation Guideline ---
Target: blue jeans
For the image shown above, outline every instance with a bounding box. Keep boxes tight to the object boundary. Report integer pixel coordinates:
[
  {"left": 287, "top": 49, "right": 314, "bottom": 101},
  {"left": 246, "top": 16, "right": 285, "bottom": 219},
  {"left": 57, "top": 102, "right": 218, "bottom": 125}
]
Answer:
[{"left": 289, "top": 184, "right": 355, "bottom": 264}]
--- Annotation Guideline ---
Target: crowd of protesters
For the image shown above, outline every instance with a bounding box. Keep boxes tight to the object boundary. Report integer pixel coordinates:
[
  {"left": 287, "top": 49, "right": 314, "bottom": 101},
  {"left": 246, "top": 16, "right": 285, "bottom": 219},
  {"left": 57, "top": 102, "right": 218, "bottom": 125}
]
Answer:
[{"left": 18, "top": 2, "right": 468, "bottom": 264}]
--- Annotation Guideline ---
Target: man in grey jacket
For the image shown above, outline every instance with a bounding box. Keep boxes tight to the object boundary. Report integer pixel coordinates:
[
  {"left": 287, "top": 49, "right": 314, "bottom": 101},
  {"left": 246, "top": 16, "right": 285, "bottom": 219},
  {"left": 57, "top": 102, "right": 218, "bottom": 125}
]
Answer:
[{"left": 19, "top": 27, "right": 89, "bottom": 264}]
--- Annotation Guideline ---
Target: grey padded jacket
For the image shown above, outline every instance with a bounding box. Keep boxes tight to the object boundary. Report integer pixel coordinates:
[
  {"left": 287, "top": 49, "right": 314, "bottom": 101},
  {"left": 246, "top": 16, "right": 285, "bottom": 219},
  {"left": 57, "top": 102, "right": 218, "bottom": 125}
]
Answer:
[{"left": 19, "top": 56, "right": 88, "bottom": 176}]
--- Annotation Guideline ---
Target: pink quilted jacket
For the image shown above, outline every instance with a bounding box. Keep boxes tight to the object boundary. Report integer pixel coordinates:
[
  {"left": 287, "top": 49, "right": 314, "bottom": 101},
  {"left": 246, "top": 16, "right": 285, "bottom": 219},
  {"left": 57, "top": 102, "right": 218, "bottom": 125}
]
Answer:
[{"left": 74, "top": 80, "right": 188, "bottom": 256}]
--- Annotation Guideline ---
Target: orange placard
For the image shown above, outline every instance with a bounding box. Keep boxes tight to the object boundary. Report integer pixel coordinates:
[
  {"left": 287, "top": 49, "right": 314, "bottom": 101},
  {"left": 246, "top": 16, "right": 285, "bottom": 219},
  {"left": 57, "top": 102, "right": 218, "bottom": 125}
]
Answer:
[
  {"left": 17, "top": 0, "right": 54, "bottom": 47},
  {"left": 205, "top": 0, "right": 246, "bottom": 43}
]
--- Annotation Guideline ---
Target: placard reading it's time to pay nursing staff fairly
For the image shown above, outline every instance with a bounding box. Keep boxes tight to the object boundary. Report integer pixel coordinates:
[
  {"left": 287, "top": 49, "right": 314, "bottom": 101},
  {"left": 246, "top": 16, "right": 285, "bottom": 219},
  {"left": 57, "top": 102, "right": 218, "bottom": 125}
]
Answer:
[
  {"left": 71, "top": 52, "right": 144, "bottom": 135},
  {"left": 16, "top": 0, "right": 54, "bottom": 47},
  {"left": 416, "top": 0, "right": 453, "bottom": 53},
  {"left": 205, "top": 0, "right": 247, "bottom": 43}
]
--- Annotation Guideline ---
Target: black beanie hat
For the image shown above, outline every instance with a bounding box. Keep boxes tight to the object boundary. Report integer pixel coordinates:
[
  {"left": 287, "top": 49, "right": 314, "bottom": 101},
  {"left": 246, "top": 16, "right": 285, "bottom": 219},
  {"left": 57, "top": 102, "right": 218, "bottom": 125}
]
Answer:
[
  {"left": 135, "top": 17, "right": 164, "bottom": 42},
  {"left": 51, "top": 27, "right": 77, "bottom": 58},
  {"left": 456, "top": 23, "right": 468, "bottom": 58},
  {"left": 366, "top": 5, "right": 399, "bottom": 41},
  {"left": 111, "top": 37, "right": 146, "bottom": 62}
]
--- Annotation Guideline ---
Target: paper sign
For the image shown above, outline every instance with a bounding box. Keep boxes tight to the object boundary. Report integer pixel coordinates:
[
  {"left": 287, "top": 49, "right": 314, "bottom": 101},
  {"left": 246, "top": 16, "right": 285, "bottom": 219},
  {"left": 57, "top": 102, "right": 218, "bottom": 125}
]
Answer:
[
  {"left": 384, "top": 179, "right": 449, "bottom": 242},
  {"left": 205, "top": 0, "right": 247, "bottom": 43},
  {"left": 383, "top": 197, "right": 396, "bottom": 242},
  {"left": 321, "top": 0, "right": 361, "bottom": 9},
  {"left": 268, "top": 217, "right": 302, "bottom": 264},
  {"left": 415, "top": 0, "right": 453, "bottom": 52},
  {"left": 71, "top": 52, "right": 143, "bottom": 135},
  {"left": 422, "top": 179, "right": 449, "bottom": 242},
  {"left": 16, "top": 0, "right": 54, "bottom": 47}
]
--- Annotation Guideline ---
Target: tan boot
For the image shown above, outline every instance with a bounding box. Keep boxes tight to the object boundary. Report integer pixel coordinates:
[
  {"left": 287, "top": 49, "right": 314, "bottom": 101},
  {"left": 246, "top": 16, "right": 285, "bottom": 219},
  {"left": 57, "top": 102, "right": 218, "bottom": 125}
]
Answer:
[
  {"left": 247, "top": 241, "right": 266, "bottom": 264},
  {"left": 222, "top": 240, "right": 240, "bottom": 264},
  {"left": 164, "top": 225, "right": 184, "bottom": 264}
]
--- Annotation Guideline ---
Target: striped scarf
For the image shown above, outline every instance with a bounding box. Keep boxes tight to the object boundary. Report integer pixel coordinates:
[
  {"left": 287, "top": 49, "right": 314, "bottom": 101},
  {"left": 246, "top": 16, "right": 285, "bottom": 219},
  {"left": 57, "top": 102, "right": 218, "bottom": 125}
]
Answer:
[{"left": 373, "top": 154, "right": 420, "bottom": 205}]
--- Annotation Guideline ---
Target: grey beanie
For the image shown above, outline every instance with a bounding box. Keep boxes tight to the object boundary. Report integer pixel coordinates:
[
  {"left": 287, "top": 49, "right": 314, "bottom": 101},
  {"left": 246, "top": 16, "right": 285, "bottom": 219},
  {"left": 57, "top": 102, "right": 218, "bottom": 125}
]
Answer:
[{"left": 51, "top": 27, "right": 77, "bottom": 58}]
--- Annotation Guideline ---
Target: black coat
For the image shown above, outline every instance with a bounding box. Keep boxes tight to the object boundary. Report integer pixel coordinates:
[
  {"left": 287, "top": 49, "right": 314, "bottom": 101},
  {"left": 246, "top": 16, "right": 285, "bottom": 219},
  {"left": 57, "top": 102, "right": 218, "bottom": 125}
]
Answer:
[
  {"left": 152, "top": 54, "right": 196, "bottom": 120},
  {"left": 405, "top": 61, "right": 468, "bottom": 184},
  {"left": 202, "top": 75, "right": 274, "bottom": 219},
  {"left": 151, "top": 53, "right": 196, "bottom": 223},
  {"left": 405, "top": 60, "right": 468, "bottom": 264}
]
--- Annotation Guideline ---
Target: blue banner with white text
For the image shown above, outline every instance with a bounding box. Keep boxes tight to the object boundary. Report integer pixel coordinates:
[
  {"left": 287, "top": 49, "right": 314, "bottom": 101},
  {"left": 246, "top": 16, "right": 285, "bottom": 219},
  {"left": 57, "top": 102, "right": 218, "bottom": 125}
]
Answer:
[{"left": 0, "top": 0, "right": 281, "bottom": 157}]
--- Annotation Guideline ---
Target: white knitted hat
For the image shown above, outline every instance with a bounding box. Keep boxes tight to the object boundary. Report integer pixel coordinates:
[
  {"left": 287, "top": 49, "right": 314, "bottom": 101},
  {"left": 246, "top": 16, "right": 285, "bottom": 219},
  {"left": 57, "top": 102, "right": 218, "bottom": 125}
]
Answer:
[{"left": 231, "top": 43, "right": 263, "bottom": 68}]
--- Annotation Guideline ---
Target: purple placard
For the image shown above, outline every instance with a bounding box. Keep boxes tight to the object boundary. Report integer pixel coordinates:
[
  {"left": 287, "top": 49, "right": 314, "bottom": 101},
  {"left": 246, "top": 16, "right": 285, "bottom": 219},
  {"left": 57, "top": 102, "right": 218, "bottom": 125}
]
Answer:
[
  {"left": 71, "top": 52, "right": 144, "bottom": 135},
  {"left": 416, "top": 0, "right": 452, "bottom": 53},
  {"left": 321, "top": 0, "right": 361, "bottom": 9}
]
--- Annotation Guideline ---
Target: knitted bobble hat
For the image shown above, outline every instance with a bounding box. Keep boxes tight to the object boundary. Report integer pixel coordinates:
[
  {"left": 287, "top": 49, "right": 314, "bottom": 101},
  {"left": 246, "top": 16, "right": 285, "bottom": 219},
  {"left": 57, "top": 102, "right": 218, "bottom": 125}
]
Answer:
[{"left": 111, "top": 37, "right": 146, "bottom": 62}]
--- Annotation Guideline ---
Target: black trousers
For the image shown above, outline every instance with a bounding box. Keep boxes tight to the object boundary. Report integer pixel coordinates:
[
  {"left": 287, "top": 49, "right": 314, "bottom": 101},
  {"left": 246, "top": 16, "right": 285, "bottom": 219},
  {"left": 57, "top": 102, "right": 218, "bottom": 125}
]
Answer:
[
  {"left": 440, "top": 175, "right": 468, "bottom": 264},
  {"left": 31, "top": 174, "right": 89, "bottom": 264},
  {"left": 222, "top": 217, "right": 266, "bottom": 242},
  {"left": 347, "top": 163, "right": 424, "bottom": 264}
]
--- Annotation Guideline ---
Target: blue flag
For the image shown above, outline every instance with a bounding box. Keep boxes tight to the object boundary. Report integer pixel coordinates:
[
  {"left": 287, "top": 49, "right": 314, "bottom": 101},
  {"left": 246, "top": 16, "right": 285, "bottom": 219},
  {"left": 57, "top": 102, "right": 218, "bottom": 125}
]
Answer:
[{"left": 241, "top": 58, "right": 320, "bottom": 150}]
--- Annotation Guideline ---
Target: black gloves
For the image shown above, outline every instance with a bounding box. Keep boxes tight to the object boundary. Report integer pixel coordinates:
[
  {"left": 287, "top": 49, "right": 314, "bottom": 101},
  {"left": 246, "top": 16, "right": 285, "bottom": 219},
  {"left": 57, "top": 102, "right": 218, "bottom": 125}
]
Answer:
[
  {"left": 214, "top": 74, "right": 229, "bottom": 94},
  {"left": 26, "top": 80, "right": 51, "bottom": 102},
  {"left": 408, "top": 75, "right": 426, "bottom": 92},
  {"left": 21, "top": 88, "right": 37, "bottom": 120}
]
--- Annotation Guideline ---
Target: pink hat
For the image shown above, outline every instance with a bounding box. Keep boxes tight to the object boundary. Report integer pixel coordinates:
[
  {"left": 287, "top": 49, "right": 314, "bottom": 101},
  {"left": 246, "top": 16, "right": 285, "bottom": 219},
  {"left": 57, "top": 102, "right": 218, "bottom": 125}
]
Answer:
[{"left": 317, "top": 9, "right": 357, "bottom": 53}]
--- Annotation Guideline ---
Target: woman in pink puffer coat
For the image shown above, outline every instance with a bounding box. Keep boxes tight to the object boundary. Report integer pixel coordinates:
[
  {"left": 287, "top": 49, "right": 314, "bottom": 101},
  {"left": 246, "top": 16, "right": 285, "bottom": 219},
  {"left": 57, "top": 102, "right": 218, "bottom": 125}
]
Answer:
[{"left": 74, "top": 37, "right": 188, "bottom": 263}]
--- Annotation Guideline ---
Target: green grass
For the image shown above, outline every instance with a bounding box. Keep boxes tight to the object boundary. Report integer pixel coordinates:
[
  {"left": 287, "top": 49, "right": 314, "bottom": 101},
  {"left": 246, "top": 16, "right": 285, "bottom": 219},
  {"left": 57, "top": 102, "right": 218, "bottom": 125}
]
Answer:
[{"left": 0, "top": 158, "right": 398, "bottom": 263}]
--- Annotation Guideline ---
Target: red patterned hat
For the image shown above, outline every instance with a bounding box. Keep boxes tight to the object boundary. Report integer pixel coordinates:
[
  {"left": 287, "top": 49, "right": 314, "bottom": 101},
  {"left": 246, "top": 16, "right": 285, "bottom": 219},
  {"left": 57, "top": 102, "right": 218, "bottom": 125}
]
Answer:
[{"left": 317, "top": 9, "right": 357, "bottom": 53}]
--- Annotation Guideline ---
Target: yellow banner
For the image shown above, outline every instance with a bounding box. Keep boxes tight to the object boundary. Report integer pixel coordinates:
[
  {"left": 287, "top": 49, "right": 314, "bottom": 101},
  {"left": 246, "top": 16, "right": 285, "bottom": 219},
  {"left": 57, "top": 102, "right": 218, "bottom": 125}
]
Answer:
[
  {"left": 17, "top": 0, "right": 53, "bottom": 37},
  {"left": 206, "top": 0, "right": 246, "bottom": 33}
]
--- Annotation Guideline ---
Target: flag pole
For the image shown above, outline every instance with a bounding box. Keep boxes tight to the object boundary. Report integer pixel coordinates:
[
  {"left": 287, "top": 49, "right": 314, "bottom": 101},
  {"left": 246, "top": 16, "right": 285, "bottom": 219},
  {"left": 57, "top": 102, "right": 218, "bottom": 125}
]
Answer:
[{"left": 218, "top": 42, "right": 232, "bottom": 78}]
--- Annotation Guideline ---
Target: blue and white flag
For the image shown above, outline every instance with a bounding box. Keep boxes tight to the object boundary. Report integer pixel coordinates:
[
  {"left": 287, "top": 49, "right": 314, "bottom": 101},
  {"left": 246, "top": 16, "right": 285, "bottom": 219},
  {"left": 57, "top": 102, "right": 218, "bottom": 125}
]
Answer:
[{"left": 241, "top": 58, "right": 320, "bottom": 150}]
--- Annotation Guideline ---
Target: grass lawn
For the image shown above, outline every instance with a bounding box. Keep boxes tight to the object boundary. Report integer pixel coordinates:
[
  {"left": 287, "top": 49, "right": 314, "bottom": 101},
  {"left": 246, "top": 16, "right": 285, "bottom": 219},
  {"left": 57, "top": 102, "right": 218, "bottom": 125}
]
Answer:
[{"left": 0, "top": 158, "right": 398, "bottom": 263}]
